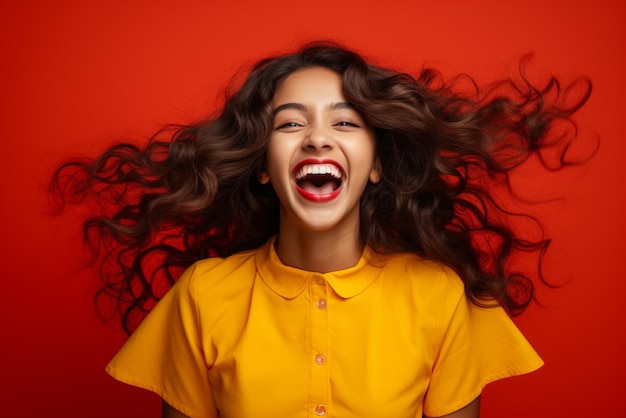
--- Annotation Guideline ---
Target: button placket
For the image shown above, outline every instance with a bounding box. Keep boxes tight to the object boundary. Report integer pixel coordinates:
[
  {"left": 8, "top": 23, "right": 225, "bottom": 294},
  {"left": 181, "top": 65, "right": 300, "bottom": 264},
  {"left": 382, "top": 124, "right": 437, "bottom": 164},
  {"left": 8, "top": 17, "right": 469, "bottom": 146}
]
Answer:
[{"left": 309, "top": 275, "right": 329, "bottom": 417}]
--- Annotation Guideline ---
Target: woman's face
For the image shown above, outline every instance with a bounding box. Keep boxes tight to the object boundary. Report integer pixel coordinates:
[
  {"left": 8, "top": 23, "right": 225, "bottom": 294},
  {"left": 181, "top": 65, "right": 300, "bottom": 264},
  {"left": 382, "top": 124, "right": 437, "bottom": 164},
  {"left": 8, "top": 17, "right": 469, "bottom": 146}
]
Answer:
[{"left": 259, "top": 66, "right": 380, "bottom": 236}]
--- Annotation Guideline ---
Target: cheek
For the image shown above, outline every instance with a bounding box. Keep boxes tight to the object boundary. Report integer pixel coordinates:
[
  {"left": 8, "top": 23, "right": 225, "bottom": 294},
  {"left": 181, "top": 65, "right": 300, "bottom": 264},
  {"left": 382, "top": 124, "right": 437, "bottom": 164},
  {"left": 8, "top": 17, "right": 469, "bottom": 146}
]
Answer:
[
  {"left": 265, "top": 142, "right": 290, "bottom": 178},
  {"left": 348, "top": 138, "right": 377, "bottom": 165}
]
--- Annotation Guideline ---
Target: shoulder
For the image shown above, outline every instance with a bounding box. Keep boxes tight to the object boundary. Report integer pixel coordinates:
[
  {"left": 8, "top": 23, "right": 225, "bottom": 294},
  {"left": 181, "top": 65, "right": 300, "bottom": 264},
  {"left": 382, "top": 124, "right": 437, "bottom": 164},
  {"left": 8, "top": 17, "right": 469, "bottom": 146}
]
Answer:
[
  {"left": 166, "top": 246, "right": 262, "bottom": 334},
  {"left": 376, "top": 251, "right": 464, "bottom": 298},
  {"left": 183, "top": 247, "right": 259, "bottom": 295},
  {"left": 192, "top": 247, "right": 259, "bottom": 278},
  {"left": 368, "top": 251, "right": 467, "bottom": 329}
]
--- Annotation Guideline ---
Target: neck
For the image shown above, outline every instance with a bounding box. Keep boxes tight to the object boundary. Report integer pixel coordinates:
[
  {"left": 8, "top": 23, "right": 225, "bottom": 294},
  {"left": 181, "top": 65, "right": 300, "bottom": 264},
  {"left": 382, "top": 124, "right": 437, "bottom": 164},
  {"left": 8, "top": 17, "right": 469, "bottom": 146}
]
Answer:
[{"left": 274, "top": 227, "right": 364, "bottom": 273}]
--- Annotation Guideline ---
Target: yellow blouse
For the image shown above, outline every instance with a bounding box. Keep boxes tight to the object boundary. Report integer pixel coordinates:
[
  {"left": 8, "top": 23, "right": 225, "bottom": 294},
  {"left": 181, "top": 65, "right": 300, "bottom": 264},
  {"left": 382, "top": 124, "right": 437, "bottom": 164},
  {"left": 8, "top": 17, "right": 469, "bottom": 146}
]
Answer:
[{"left": 106, "top": 237, "right": 543, "bottom": 417}]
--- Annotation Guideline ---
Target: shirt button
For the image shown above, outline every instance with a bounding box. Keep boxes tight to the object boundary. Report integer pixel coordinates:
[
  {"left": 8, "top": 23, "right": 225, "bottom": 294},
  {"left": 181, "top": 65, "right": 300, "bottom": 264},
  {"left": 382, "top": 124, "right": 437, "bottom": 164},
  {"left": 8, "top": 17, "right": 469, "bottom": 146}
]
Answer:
[
  {"left": 315, "top": 405, "right": 327, "bottom": 416},
  {"left": 314, "top": 276, "right": 325, "bottom": 286},
  {"left": 316, "top": 299, "right": 327, "bottom": 310},
  {"left": 314, "top": 353, "right": 325, "bottom": 365}
]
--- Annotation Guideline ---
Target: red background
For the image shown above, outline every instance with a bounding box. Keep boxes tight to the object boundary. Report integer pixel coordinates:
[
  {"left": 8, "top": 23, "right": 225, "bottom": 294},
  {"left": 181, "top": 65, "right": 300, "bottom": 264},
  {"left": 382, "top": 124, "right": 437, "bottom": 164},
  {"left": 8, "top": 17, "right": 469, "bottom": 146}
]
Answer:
[{"left": 1, "top": 0, "right": 624, "bottom": 416}]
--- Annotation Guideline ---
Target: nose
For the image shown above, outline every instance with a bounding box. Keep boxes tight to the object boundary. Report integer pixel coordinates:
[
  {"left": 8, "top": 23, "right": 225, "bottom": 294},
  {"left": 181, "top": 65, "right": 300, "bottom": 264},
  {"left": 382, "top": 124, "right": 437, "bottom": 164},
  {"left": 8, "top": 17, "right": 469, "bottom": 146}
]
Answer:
[{"left": 302, "top": 122, "right": 333, "bottom": 151}]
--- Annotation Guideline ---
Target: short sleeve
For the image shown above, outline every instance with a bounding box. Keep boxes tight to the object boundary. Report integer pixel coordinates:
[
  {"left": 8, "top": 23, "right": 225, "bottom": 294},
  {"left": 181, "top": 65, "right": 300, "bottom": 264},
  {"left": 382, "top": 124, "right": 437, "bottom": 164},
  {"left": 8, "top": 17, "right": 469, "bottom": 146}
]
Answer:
[
  {"left": 423, "top": 287, "right": 544, "bottom": 417},
  {"left": 105, "top": 263, "right": 218, "bottom": 418}
]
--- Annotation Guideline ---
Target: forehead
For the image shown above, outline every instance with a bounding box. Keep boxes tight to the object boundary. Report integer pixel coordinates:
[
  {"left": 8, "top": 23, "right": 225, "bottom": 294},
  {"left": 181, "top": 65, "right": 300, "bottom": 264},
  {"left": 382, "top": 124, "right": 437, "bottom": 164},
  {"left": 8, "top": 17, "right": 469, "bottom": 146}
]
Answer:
[{"left": 272, "top": 66, "right": 345, "bottom": 106}]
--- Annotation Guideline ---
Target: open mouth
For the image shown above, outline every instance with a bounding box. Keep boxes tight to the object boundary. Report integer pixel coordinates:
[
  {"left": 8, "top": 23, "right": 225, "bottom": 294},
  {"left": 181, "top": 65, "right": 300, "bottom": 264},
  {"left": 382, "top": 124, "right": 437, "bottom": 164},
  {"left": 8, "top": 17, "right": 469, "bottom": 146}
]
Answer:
[{"left": 293, "top": 163, "right": 344, "bottom": 199}]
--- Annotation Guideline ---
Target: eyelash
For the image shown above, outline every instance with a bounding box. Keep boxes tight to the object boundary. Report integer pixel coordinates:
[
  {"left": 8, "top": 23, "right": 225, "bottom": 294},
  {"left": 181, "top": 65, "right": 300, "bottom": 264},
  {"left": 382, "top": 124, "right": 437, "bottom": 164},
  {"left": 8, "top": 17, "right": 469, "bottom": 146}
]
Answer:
[
  {"left": 275, "top": 121, "right": 360, "bottom": 130},
  {"left": 275, "top": 122, "right": 301, "bottom": 130},
  {"left": 335, "top": 121, "right": 359, "bottom": 128}
]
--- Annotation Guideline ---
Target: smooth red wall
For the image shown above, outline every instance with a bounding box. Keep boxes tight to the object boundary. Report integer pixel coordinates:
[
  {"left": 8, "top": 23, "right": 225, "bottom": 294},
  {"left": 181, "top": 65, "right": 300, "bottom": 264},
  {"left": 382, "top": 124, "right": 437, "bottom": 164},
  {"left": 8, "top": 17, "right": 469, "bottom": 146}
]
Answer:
[{"left": 1, "top": 1, "right": 624, "bottom": 416}]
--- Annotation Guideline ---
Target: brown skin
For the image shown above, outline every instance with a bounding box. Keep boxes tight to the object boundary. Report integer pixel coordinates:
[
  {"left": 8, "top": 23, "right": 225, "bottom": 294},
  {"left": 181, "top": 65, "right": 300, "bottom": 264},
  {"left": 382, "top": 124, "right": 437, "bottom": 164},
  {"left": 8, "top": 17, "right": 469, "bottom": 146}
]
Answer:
[
  {"left": 163, "top": 397, "right": 480, "bottom": 417},
  {"left": 162, "top": 401, "right": 190, "bottom": 418},
  {"left": 426, "top": 397, "right": 481, "bottom": 418},
  {"left": 260, "top": 66, "right": 381, "bottom": 273}
]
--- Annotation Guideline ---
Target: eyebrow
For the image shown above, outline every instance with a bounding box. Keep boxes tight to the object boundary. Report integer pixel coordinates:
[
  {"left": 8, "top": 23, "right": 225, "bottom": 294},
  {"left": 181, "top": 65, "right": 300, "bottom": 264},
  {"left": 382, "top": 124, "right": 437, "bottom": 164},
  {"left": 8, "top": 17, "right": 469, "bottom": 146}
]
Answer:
[{"left": 272, "top": 102, "right": 354, "bottom": 115}]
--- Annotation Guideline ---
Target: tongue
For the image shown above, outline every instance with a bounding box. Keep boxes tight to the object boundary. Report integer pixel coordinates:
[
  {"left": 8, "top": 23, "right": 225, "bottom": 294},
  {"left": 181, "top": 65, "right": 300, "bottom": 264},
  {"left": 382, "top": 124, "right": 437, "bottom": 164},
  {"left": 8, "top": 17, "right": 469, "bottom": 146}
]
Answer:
[{"left": 300, "top": 181, "right": 336, "bottom": 194}]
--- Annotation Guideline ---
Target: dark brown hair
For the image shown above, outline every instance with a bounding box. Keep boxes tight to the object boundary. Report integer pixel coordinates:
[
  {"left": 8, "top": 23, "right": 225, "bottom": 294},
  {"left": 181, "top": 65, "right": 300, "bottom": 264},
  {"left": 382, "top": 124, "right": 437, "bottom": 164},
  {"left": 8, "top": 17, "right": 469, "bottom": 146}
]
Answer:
[{"left": 50, "top": 42, "right": 592, "bottom": 334}]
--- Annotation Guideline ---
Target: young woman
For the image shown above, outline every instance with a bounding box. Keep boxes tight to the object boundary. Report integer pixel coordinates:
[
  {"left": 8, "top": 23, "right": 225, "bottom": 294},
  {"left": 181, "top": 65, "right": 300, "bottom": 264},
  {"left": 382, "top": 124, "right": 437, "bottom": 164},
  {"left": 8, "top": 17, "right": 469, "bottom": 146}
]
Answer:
[{"left": 51, "top": 43, "right": 590, "bottom": 417}]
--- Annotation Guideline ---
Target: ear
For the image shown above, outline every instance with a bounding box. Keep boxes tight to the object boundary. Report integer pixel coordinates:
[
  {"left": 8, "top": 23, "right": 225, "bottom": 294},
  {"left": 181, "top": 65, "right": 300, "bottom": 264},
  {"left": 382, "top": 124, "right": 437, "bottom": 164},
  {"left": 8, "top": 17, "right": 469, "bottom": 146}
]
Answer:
[
  {"left": 258, "top": 169, "right": 270, "bottom": 184},
  {"left": 369, "top": 157, "right": 382, "bottom": 184}
]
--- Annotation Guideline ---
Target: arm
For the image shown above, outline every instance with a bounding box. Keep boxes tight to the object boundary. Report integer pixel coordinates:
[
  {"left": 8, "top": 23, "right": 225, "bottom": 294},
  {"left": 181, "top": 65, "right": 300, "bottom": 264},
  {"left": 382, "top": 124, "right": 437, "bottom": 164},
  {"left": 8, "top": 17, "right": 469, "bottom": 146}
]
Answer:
[
  {"left": 162, "top": 400, "right": 191, "bottom": 418},
  {"left": 425, "top": 396, "right": 480, "bottom": 418}
]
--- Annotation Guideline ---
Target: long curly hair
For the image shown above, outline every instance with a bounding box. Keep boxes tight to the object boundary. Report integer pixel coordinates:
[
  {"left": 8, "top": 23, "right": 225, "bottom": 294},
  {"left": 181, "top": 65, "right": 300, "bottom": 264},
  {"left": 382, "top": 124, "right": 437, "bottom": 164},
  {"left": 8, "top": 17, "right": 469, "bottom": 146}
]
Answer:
[{"left": 50, "top": 42, "right": 592, "bottom": 334}]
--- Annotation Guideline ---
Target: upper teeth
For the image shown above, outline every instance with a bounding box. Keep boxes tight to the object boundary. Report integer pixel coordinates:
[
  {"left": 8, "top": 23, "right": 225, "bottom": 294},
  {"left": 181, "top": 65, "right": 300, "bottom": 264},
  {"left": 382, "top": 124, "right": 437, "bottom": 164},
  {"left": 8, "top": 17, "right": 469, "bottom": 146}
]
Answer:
[{"left": 295, "top": 164, "right": 343, "bottom": 180}]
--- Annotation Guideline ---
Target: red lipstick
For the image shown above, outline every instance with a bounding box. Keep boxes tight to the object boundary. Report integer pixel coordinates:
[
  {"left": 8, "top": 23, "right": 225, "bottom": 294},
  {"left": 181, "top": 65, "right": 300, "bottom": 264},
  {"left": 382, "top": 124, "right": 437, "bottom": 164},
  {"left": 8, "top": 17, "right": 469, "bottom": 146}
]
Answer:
[{"left": 292, "top": 159, "right": 344, "bottom": 202}]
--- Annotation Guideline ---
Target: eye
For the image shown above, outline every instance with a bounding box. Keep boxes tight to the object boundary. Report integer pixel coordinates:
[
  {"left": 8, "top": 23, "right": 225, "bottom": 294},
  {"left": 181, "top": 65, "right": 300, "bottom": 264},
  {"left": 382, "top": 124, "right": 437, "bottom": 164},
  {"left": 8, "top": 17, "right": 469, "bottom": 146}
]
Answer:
[
  {"left": 333, "top": 121, "right": 360, "bottom": 129},
  {"left": 275, "top": 121, "right": 302, "bottom": 130}
]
